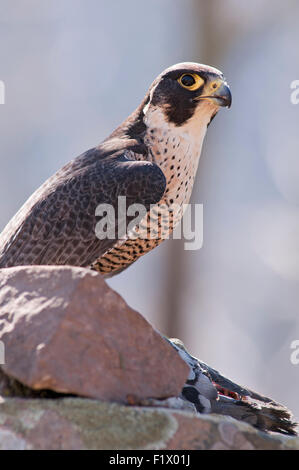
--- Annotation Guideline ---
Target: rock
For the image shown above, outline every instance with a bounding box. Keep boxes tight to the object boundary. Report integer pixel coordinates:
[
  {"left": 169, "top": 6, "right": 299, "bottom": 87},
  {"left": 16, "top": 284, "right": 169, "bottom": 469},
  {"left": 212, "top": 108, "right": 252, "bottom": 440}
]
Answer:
[
  {"left": 0, "top": 265, "right": 188, "bottom": 402},
  {"left": 0, "top": 397, "right": 298, "bottom": 450}
]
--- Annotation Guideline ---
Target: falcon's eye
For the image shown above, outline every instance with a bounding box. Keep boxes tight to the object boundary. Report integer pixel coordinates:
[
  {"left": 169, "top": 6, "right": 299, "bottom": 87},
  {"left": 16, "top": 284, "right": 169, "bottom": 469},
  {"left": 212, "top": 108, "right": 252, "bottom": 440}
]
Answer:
[{"left": 178, "top": 73, "right": 204, "bottom": 91}]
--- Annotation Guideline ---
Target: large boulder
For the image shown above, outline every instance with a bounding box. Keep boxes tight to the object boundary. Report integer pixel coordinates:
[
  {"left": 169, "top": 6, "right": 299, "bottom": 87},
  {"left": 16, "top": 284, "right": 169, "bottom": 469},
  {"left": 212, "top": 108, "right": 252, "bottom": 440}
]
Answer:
[{"left": 0, "top": 265, "right": 188, "bottom": 402}]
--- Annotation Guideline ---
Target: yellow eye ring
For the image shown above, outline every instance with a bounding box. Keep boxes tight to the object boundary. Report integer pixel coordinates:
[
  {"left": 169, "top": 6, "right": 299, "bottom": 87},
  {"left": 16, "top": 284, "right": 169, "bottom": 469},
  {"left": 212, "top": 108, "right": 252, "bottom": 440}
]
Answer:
[{"left": 178, "top": 73, "right": 204, "bottom": 91}]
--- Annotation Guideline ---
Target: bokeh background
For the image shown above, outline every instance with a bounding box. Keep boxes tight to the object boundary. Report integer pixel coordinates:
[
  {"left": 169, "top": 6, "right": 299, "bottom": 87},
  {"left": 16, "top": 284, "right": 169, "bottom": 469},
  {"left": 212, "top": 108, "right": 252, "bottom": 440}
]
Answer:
[{"left": 0, "top": 0, "right": 299, "bottom": 418}]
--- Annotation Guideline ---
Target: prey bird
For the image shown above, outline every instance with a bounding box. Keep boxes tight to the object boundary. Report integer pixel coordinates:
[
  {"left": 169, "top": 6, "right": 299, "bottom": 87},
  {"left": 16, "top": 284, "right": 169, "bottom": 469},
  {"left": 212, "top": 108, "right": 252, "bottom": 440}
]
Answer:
[{"left": 167, "top": 339, "right": 297, "bottom": 436}]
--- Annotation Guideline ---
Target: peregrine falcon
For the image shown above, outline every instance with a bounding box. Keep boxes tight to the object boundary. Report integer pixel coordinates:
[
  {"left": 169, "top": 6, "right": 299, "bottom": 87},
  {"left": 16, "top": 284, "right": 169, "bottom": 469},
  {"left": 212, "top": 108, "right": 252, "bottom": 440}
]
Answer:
[
  {"left": 0, "top": 62, "right": 231, "bottom": 274},
  {"left": 0, "top": 64, "right": 297, "bottom": 435}
]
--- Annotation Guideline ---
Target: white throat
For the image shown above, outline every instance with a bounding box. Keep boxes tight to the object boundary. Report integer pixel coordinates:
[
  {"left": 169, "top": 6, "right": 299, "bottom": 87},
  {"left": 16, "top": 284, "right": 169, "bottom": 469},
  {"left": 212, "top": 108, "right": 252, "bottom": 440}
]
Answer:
[{"left": 142, "top": 102, "right": 217, "bottom": 208}]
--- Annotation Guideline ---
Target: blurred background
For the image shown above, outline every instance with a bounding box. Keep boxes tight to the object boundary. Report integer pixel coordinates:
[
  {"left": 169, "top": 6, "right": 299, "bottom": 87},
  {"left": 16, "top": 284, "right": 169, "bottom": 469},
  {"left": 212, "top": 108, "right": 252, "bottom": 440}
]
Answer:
[{"left": 0, "top": 0, "right": 299, "bottom": 418}]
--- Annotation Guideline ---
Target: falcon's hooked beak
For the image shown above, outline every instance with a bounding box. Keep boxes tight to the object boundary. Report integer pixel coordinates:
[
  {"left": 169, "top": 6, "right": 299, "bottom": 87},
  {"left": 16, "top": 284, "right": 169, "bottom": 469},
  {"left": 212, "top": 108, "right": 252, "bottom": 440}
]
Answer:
[{"left": 195, "top": 78, "right": 232, "bottom": 108}]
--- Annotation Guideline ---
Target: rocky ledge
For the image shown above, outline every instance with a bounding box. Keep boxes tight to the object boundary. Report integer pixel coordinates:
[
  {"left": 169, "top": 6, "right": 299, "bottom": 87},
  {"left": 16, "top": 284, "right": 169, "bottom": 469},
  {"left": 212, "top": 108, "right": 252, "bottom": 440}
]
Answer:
[
  {"left": 0, "top": 265, "right": 297, "bottom": 450},
  {"left": 0, "top": 398, "right": 298, "bottom": 450}
]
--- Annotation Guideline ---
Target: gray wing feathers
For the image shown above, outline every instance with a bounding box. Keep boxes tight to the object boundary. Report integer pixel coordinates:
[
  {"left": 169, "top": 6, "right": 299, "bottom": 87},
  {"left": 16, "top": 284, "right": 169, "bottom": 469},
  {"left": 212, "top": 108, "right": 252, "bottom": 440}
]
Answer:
[{"left": 0, "top": 149, "right": 166, "bottom": 268}]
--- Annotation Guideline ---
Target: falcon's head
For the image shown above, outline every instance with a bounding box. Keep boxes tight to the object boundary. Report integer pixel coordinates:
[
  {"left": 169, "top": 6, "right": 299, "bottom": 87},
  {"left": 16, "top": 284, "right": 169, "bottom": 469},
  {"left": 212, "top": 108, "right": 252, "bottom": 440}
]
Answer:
[{"left": 143, "top": 62, "right": 231, "bottom": 129}]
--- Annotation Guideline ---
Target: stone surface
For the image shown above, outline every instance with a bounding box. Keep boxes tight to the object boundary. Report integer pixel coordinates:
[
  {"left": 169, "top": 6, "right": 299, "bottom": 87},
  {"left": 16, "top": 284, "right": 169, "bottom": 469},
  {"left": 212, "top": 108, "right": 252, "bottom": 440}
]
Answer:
[
  {"left": 0, "top": 397, "right": 298, "bottom": 450},
  {"left": 0, "top": 265, "right": 188, "bottom": 402}
]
